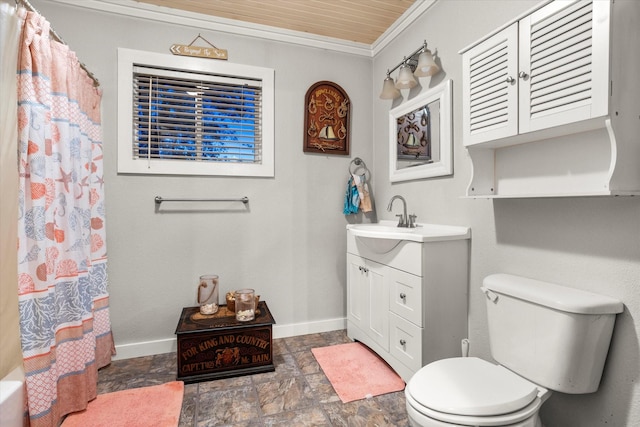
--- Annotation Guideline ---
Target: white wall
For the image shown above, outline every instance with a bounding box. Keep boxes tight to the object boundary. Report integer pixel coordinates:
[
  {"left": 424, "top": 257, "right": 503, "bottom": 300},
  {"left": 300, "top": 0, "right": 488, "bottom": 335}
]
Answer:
[
  {"left": 372, "top": 1, "right": 640, "bottom": 426},
  {"left": 23, "top": 1, "right": 640, "bottom": 426},
  {"left": 31, "top": 0, "right": 375, "bottom": 357}
]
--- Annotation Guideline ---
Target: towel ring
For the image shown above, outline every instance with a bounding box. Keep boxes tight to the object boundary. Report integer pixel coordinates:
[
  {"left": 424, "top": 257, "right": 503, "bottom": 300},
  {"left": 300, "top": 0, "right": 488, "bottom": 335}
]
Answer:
[{"left": 349, "top": 157, "right": 367, "bottom": 175}]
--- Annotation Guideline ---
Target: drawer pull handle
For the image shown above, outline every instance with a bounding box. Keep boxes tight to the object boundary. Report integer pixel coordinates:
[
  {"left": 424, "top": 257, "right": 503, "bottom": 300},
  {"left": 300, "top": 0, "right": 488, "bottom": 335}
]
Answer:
[{"left": 399, "top": 293, "right": 406, "bottom": 300}]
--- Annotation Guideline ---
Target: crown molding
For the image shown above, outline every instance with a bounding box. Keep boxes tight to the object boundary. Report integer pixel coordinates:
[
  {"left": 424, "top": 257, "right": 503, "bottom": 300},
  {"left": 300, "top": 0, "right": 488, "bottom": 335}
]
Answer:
[
  {"left": 50, "top": 0, "right": 435, "bottom": 57},
  {"left": 49, "top": 0, "right": 369, "bottom": 56},
  {"left": 371, "top": 0, "right": 437, "bottom": 56}
]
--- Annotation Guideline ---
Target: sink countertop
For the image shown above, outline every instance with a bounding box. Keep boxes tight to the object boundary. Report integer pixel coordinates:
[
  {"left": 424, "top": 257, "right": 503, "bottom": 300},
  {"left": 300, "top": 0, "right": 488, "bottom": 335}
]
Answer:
[{"left": 347, "top": 220, "right": 470, "bottom": 243}]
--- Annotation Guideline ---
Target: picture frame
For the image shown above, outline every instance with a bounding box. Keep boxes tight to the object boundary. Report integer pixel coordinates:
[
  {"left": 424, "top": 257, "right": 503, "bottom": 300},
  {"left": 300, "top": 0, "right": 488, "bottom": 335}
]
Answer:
[
  {"left": 389, "top": 79, "right": 453, "bottom": 182},
  {"left": 303, "top": 81, "right": 350, "bottom": 155}
]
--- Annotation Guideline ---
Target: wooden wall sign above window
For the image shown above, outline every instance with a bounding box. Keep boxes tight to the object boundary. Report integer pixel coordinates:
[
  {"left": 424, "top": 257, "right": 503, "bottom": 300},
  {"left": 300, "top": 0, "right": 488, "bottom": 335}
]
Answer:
[
  {"left": 303, "top": 81, "right": 350, "bottom": 155},
  {"left": 170, "top": 34, "right": 228, "bottom": 60}
]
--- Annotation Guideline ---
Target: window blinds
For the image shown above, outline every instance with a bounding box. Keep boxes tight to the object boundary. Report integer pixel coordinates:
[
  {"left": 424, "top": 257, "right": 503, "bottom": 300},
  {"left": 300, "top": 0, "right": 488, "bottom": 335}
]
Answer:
[{"left": 132, "top": 65, "right": 263, "bottom": 164}]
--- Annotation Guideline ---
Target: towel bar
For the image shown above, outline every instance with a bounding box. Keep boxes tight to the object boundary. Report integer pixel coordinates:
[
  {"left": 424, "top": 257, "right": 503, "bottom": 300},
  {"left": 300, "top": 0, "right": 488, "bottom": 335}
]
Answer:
[
  {"left": 349, "top": 157, "right": 366, "bottom": 175},
  {"left": 155, "top": 196, "right": 249, "bottom": 204}
]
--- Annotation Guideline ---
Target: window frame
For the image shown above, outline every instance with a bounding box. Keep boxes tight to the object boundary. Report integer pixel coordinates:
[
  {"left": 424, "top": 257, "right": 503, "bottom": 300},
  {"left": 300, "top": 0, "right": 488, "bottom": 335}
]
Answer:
[{"left": 117, "top": 48, "right": 275, "bottom": 177}]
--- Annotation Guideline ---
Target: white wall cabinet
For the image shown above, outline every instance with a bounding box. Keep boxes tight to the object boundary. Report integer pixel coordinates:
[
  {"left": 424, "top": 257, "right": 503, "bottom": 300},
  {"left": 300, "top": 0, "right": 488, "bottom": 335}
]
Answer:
[
  {"left": 462, "top": 23, "right": 519, "bottom": 145},
  {"left": 346, "top": 230, "right": 469, "bottom": 382},
  {"left": 461, "top": 0, "right": 640, "bottom": 198}
]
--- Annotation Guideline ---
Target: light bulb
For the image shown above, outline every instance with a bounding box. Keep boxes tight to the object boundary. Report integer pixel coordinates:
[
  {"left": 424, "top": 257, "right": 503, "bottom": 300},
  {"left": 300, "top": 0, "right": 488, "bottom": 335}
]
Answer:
[
  {"left": 379, "top": 75, "right": 401, "bottom": 99},
  {"left": 414, "top": 49, "right": 439, "bottom": 77},
  {"left": 395, "top": 64, "right": 417, "bottom": 89}
]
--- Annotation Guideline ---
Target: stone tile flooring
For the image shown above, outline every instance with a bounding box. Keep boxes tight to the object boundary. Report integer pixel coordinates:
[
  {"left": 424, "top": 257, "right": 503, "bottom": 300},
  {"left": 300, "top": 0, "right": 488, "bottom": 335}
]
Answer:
[{"left": 97, "top": 330, "right": 410, "bottom": 426}]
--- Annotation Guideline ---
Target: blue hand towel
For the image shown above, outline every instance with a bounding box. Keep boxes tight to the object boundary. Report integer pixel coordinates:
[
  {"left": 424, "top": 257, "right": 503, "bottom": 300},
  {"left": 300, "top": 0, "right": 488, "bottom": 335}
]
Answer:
[{"left": 343, "top": 176, "right": 360, "bottom": 215}]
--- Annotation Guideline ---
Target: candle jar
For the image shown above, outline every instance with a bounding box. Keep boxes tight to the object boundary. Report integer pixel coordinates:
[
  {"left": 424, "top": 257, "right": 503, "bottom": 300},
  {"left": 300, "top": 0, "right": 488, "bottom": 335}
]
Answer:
[
  {"left": 198, "top": 275, "right": 219, "bottom": 315},
  {"left": 226, "top": 291, "right": 236, "bottom": 312},
  {"left": 235, "top": 289, "right": 255, "bottom": 321}
]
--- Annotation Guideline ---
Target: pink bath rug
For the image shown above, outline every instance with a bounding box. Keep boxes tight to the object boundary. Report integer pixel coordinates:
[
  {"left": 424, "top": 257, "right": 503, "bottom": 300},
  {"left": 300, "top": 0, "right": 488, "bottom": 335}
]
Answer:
[
  {"left": 312, "top": 342, "right": 405, "bottom": 403},
  {"left": 61, "top": 381, "right": 184, "bottom": 427}
]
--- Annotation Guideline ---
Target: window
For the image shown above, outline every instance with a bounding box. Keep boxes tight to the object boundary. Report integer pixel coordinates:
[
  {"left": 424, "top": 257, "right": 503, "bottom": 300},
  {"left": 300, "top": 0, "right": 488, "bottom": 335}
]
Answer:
[{"left": 118, "top": 48, "right": 274, "bottom": 176}]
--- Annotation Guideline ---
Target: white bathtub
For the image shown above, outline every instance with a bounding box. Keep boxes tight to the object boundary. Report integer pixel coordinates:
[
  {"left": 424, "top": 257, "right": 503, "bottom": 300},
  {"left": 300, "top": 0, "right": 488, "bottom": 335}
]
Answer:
[{"left": 0, "top": 365, "right": 25, "bottom": 427}]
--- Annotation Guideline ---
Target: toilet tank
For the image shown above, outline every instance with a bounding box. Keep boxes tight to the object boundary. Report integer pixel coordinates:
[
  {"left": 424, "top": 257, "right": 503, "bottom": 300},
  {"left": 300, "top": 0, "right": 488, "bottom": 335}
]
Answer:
[{"left": 482, "top": 274, "right": 623, "bottom": 394}]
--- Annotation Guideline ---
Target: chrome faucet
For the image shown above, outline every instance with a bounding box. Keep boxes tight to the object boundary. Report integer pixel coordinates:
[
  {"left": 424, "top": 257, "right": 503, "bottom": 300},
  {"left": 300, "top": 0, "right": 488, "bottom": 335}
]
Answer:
[{"left": 387, "top": 195, "right": 417, "bottom": 228}]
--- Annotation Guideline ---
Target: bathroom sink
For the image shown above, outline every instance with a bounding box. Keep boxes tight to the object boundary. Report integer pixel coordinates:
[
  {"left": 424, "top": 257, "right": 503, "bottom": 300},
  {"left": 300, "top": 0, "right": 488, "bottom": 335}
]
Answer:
[
  {"left": 350, "top": 224, "right": 417, "bottom": 234},
  {"left": 347, "top": 220, "right": 470, "bottom": 243}
]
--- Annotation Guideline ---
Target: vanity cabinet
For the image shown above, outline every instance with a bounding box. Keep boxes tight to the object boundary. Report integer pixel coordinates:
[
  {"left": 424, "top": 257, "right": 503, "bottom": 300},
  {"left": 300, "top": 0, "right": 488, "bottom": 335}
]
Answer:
[
  {"left": 347, "top": 255, "right": 389, "bottom": 351},
  {"left": 460, "top": 0, "right": 640, "bottom": 197},
  {"left": 346, "top": 229, "right": 469, "bottom": 382}
]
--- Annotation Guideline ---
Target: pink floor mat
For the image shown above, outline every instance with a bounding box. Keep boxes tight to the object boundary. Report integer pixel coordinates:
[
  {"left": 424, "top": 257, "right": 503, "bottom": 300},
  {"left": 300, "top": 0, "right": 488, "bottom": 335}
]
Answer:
[
  {"left": 312, "top": 342, "right": 405, "bottom": 403},
  {"left": 61, "top": 381, "right": 184, "bottom": 427}
]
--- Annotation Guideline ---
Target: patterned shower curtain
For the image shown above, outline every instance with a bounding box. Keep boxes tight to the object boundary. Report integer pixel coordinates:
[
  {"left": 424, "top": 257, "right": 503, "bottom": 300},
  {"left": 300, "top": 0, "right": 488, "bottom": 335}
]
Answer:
[{"left": 16, "top": 11, "right": 114, "bottom": 427}]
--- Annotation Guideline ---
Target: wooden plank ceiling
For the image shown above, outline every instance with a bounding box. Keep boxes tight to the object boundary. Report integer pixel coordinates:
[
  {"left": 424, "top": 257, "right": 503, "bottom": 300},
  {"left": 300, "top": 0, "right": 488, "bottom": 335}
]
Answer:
[{"left": 135, "top": 0, "right": 417, "bottom": 44}]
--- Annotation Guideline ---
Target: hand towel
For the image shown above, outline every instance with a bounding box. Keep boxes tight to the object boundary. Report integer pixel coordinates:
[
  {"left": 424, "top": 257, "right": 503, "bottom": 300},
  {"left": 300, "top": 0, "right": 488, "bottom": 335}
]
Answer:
[
  {"left": 352, "top": 173, "right": 372, "bottom": 213},
  {"left": 343, "top": 176, "right": 360, "bottom": 214}
]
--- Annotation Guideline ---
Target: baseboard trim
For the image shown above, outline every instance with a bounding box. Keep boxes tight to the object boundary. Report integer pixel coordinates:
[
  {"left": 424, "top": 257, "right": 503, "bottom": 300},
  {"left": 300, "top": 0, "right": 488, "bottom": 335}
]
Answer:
[
  {"left": 272, "top": 317, "right": 346, "bottom": 339},
  {"left": 112, "top": 337, "right": 177, "bottom": 361},
  {"left": 112, "top": 317, "right": 346, "bottom": 361}
]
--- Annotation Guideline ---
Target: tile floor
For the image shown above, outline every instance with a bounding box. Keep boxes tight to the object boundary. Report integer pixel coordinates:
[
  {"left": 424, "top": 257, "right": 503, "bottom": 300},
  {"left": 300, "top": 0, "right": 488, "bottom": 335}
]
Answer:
[{"left": 97, "top": 330, "right": 410, "bottom": 426}]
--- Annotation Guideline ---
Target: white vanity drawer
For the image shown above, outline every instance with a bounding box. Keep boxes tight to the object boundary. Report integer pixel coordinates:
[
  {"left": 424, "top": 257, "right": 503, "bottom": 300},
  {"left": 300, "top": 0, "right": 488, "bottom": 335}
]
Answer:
[
  {"left": 389, "top": 268, "right": 422, "bottom": 326},
  {"left": 389, "top": 312, "right": 422, "bottom": 373}
]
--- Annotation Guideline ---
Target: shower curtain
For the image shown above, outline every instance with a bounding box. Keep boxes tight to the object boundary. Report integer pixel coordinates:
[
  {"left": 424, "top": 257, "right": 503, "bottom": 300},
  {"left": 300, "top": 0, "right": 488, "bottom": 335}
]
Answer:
[
  {"left": 15, "top": 9, "right": 114, "bottom": 427},
  {"left": 0, "top": 0, "right": 23, "bottom": 393}
]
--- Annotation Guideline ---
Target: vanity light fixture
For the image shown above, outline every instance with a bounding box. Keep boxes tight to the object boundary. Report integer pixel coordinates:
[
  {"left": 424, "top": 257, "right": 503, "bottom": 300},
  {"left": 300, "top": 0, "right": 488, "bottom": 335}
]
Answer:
[
  {"left": 379, "top": 40, "right": 440, "bottom": 100},
  {"left": 395, "top": 60, "right": 418, "bottom": 89},
  {"left": 414, "top": 48, "right": 439, "bottom": 77},
  {"left": 380, "top": 73, "right": 401, "bottom": 99}
]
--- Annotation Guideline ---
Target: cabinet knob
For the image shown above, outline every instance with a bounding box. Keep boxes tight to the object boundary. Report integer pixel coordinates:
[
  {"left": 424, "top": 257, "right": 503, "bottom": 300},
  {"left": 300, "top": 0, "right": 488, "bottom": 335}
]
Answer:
[
  {"left": 399, "top": 339, "right": 407, "bottom": 346},
  {"left": 518, "top": 71, "right": 529, "bottom": 79},
  {"left": 505, "top": 76, "right": 515, "bottom": 84},
  {"left": 399, "top": 293, "right": 407, "bottom": 300}
]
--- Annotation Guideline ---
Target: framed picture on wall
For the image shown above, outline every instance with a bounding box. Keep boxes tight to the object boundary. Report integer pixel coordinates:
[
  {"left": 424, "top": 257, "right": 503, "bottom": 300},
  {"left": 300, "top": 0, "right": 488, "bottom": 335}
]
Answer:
[
  {"left": 389, "top": 79, "right": 453, "bottom": 182},
  {"left": 303, "top": 81, "right": 350, "bottom": 155}
]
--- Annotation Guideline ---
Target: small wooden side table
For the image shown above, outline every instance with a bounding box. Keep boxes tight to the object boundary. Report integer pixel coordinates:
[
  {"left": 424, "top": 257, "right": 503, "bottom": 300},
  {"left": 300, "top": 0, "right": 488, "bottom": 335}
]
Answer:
[{"left": 175, "top": 301, "right": 276, "bottom": 383}]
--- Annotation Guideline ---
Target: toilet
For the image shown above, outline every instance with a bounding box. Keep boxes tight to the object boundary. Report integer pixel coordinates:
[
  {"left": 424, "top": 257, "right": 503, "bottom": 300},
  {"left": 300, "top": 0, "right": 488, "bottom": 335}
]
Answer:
[{"left": 405, "top": 273, "right": 623, "bottom": 427}]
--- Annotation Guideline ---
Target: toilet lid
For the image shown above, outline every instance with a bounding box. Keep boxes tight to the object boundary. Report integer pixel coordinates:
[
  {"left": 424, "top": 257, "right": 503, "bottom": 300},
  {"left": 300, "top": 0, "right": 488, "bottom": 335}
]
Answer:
[{"left": 407, "top": 357, "right": 539, "bottom": 417}]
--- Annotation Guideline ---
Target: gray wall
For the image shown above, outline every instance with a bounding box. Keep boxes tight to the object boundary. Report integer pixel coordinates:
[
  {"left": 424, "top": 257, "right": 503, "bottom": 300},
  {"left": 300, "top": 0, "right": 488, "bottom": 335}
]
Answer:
[
  {"left": 19, "top": 1, "right": 640, "bottom": 426},
  {"left": 372, "top": 1, "right": 640, "bottom": 426},
  {"left": 32, "top": 1, "right": 374, "bottom": 353}
]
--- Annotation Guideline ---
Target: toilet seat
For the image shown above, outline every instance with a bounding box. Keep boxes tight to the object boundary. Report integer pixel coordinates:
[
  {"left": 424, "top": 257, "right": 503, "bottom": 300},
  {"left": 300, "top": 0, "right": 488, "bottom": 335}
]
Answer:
[
  {"left": 406, "top": 357, "right": 546, "bottom": 426},
  {"left": 406, "top": 389, "right": 542, "bottom": 426}
]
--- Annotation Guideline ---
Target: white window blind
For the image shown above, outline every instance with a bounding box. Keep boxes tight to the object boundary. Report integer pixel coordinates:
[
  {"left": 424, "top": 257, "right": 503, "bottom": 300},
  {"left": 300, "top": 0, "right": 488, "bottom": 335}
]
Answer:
[
  {"left": 133, "top": 66, "right": 262, "bottom": 164},
  {"left": 118, "top": 48, "right": 274, "bottom": 177}
]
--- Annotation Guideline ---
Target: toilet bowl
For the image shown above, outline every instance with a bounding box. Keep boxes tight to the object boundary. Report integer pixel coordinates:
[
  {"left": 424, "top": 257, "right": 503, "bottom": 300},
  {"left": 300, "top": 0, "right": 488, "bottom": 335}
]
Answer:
[
  {"left": 405, "top": 273, "right": 623, "bottom": 427},
  {"left": 405, "top": 357, "right": 549, "bottom": 427}
]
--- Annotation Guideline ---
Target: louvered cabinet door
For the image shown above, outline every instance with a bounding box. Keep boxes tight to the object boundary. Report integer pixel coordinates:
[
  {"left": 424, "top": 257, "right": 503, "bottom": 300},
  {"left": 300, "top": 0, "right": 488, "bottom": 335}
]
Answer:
[
  {"left": 518, "top": 0, "right": 610, "bottom": 134},
  {"left": 462, "top": 23, "right": 518, "bottom": 146}
]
